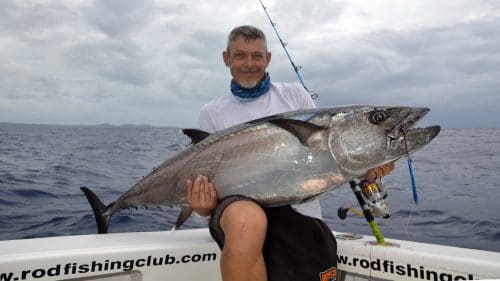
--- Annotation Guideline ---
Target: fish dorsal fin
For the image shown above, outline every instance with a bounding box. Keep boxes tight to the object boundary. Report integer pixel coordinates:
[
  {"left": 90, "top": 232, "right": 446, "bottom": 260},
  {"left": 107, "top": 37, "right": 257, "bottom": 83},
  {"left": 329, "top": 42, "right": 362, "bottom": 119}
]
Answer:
[
  {"left": 182, "top": 129, "right": 210, "bottom": 144},
  {"left": 173, "top": 206, "right": 193, "bottom": 230},
  {"left": 268, "top": 119, "right": 325, "bottom": 147}
]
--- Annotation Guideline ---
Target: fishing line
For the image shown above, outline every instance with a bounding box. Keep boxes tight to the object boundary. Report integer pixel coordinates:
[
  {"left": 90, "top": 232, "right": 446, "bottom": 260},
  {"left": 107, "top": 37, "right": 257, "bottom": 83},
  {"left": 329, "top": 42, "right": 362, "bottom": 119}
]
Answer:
[
  {"left": 404, "top": 203, "right": 417, "bottom": 238},
  {"left": 402, "top": 128, "right": 419, "bottom": 204},
  {"left": 400, "top": 128, "right": 421, "bottom": 236},
  {"left": 258, "top": 0, "right": 318, "bottom": 99}
]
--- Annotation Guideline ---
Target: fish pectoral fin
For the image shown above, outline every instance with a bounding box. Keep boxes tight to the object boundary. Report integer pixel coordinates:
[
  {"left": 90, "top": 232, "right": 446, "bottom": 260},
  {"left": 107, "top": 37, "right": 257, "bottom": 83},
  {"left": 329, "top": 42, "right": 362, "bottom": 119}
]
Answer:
[
  {"left": 173, "top": 206, "right": 193, "bottom": 230},
  {"left": 268, "top": 119, "right": 325, "bottom": 147},
  {"left": 182, "top": 129, "right": 210, "bottom": 144}
]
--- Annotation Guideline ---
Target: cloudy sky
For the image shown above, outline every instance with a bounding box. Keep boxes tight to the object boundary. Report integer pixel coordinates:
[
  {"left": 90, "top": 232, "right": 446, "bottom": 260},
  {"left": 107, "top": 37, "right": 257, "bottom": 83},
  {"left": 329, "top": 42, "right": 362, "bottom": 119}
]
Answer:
[{"left": 1, "top": 0, "right": 499, "bottom": 128}]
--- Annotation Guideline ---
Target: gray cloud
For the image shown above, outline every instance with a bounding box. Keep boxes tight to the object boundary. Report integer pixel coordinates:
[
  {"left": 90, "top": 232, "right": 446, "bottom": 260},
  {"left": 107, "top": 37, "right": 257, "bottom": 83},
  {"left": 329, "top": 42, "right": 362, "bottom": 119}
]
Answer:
[
  {"left": 0, "top": 2, "right": 72, "bottom": 34},
  {"left": 83, "top": 0, "right": 159, "bottom": 38},
  {"left": 0, "top": 0, "right": 498, "bottom": 128},
  {"left": 299, "top": 15, "right": 500, "bottom": 128},
  {"left": 64, "top": 38, "right": 154, "bottom": 87}
]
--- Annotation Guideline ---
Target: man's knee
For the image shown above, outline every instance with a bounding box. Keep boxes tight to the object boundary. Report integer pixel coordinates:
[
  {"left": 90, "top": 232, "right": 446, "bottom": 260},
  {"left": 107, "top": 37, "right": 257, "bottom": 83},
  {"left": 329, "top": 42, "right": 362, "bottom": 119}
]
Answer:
[{"left": 220, "top": 200, "right": 267, "bottom": 247}]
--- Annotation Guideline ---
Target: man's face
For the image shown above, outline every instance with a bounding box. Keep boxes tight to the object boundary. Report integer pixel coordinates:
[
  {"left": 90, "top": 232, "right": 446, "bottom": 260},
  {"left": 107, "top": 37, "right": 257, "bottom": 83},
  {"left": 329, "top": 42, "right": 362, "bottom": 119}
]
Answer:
[{"left": 223, "top": 36, "right": 271, "bottom": 88}]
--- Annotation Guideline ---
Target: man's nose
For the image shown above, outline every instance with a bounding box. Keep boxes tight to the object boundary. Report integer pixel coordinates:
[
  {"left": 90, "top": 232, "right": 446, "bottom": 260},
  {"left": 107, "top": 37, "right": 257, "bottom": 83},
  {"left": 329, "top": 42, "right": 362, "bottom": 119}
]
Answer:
[{"left": 244, "top": 56, "right": 255, "bottom": 67}]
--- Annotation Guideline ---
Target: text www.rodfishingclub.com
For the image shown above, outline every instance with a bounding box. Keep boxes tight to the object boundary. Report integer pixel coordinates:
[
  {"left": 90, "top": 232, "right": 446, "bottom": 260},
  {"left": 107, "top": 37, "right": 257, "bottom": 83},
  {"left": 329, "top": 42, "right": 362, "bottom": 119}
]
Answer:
[
  {"left": 1, "top": 252, "right": 217, "bottom": 280},
  {"left": 2, "top": 253, "right": 477, "bottom": 281},
  {"left": 337, "top": 254, "right": 474, "bottom": 281}
]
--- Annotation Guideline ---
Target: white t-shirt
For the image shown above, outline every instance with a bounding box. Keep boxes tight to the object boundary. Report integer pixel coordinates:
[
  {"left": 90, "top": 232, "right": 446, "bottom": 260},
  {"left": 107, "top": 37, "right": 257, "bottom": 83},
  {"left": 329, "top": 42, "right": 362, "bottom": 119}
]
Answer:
[{"left": 199, "top": 82, "right": 323, "bottom": 220}]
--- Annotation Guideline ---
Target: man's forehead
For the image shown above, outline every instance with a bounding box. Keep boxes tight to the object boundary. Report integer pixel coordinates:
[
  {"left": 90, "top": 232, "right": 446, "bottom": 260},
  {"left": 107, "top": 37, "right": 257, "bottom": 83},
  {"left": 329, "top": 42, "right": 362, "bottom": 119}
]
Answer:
[{"left": 229, "top": 37, "right": 268, "bottom": 52}]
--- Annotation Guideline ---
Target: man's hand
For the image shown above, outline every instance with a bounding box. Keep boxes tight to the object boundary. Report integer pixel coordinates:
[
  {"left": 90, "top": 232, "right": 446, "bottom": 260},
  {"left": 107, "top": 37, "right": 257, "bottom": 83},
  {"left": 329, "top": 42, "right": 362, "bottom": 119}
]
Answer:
[
  {"left": 187, "top": 175, "right": 218, "bottom": 217},
  {"left": 364, "top": 162, "right": 395, "bottom": 181}
]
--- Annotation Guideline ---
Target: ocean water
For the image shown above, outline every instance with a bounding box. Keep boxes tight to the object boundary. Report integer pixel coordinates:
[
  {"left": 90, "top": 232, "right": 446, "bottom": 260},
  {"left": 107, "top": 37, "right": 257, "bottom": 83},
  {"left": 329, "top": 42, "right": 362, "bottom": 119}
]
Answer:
[{"left": 0, "top": 124, "right": 499, "bottom": 252}]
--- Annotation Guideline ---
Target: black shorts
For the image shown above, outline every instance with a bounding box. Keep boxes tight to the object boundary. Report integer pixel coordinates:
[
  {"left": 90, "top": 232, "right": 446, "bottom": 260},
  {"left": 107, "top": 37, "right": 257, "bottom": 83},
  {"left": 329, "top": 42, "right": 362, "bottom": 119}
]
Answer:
[{"left": 209, "top": 195, "right": 338, "bottom": 281}]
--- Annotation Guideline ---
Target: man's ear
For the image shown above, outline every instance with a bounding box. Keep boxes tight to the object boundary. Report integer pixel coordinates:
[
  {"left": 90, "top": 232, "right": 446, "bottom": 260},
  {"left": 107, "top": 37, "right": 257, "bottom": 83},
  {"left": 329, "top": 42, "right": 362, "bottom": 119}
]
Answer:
[
  {"left": 223, "top": 51, "right": 230, "bottom": 67},
  {"left": 265, "top": 52, "right": 272, "bottom": 67}
]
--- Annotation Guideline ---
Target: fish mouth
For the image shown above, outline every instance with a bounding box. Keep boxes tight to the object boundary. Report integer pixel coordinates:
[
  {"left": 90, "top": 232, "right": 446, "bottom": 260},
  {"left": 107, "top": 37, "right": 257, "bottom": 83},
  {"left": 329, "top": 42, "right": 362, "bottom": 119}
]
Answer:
[
  {"left": 394, "top": 125, "right": 441, "bottom": 155},
  {"left": 381, "top": 107, "right": 440, "bottom": 155},
  {"left": 386, "top": 107, "right": 430, "bottom": 140}
]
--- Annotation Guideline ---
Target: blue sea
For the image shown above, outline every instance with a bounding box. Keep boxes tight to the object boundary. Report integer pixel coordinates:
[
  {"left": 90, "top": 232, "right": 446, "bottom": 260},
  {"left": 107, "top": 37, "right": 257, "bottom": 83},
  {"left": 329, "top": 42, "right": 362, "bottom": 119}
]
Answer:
[{"left": 1, "top": 124, "right": 499, "bottom": 252}]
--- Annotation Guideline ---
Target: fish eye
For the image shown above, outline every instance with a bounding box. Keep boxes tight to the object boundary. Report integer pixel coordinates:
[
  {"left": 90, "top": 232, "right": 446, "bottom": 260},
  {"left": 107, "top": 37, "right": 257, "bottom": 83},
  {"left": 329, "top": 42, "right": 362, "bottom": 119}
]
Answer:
[{"left": 370, "top": 110, "right": 388, "bottom": 124}]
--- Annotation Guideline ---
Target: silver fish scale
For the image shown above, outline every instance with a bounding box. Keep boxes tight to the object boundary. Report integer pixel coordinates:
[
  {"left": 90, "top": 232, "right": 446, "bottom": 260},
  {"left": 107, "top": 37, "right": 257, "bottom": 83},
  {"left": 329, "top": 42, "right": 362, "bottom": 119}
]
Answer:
[{"left": 172, "top": 122, "right": 343, "bottom": 206}]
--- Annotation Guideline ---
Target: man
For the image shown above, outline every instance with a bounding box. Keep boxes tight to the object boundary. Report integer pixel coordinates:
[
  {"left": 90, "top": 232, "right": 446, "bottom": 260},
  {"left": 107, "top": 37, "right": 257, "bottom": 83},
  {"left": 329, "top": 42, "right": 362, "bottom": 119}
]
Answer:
[{"left": 187, "top": 25, "right": 394, "bottom": 281}]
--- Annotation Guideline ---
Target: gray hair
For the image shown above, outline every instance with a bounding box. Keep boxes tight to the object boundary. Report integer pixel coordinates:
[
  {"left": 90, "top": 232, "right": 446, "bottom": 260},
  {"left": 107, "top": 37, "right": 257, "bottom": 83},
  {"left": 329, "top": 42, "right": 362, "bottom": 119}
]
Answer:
[{"left": 226, "top": 25, "right": 267, "bottom": 53}]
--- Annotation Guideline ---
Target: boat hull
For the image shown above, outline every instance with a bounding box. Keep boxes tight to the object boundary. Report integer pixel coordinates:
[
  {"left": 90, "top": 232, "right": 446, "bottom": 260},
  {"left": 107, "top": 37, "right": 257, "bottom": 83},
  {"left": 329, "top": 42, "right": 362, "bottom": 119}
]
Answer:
[{"left": 1, "top": 229, "right": 499, "bottom": 281}]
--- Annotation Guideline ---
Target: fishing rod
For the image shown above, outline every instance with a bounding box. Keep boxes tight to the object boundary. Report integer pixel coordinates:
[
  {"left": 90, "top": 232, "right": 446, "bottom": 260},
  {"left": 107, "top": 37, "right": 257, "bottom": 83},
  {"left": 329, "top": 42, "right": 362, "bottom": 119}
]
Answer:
[
  {"left": 259, "top": 1, "right": 418, "bottom": 246},
  {"left": 259, "top": 0, "right": 390, "bottom": 245},
  {"left": 258, "top": 0, "right": 318, "bottom": 99}
]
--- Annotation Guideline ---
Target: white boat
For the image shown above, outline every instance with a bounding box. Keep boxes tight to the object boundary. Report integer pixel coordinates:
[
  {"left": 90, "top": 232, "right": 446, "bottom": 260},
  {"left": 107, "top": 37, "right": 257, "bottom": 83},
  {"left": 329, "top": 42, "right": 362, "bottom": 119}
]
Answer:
[{"left": 1, "top": 228, "right": 499, "bottom": 281}]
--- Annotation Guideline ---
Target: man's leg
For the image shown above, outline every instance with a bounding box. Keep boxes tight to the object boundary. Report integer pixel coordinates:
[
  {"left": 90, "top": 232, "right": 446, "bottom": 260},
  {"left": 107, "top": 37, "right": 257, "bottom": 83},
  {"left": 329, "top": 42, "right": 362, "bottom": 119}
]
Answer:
[
  {"left": 263, "top": 205, "right": 337, "bottom": 281},
  {"left": 219, "top": 200, "right": 268, "bottom": 281}
]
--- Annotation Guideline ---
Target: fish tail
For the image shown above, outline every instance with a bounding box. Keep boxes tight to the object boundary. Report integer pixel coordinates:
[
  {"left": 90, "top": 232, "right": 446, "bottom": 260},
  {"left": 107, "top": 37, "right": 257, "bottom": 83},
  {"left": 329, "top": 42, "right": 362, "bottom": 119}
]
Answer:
[{"left": 80, "top": 186, "right": 110, "bottom": 234}]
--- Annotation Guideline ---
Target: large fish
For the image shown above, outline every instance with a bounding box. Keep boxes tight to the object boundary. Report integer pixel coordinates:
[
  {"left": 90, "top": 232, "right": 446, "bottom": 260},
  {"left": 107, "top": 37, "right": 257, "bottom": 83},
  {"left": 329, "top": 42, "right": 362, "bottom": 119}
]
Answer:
[{"left": 82, "top": 105, "right": 440, "bottom": 233}]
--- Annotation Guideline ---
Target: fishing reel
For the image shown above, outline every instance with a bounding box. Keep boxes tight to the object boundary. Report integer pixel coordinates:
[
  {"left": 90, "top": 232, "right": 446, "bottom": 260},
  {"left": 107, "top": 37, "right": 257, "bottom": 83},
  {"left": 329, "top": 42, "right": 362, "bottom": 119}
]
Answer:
[{"left": 338, "top": 180, "right": 391, "bottom": 220}]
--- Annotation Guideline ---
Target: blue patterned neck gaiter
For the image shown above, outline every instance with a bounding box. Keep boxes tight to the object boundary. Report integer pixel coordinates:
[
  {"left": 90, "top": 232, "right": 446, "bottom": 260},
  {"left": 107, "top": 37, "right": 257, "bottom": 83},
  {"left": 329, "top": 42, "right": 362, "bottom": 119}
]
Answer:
[{"left": 230, "top": 73, "right": 271, "bottom": 100}]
